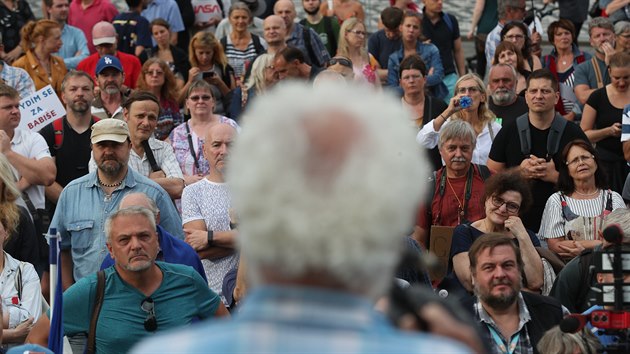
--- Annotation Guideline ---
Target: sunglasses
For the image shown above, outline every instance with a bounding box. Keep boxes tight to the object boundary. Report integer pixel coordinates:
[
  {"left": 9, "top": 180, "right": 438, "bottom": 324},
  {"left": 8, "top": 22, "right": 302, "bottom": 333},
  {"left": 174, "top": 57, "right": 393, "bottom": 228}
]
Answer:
[
  {"left": 189, "top": 95, "right": 212, "bottom": 102},
  {"left": 141, "top": 297, "right": 157, "bottom": 332},
  {"left": 328, "top": 57, "right": 352, "bottom": 69},
  {"left": 145, "top": 70, "right": 164, "bottom": 76}
]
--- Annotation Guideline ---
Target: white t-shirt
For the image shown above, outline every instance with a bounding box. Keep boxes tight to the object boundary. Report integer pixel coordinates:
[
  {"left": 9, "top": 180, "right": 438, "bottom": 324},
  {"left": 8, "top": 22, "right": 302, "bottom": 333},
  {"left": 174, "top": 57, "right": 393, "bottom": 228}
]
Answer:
[{"left": 10, "top": 128, "right": 53, "bottom": 209}]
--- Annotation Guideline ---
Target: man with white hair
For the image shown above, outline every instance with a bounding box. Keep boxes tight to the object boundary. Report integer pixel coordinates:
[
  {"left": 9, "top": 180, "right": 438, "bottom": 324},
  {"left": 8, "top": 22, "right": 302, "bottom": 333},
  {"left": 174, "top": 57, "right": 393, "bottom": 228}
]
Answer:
[
  {"left": 133, "top": 83, "right": 476, "bottom": 353},
  {"left": 487, "top": 63, "right": 528, "bottom": 127}
]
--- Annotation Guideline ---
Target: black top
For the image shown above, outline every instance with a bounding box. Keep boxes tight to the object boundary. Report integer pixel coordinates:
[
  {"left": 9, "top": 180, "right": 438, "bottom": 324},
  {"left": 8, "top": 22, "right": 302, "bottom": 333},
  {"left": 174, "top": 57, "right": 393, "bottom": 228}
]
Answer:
[
  {"left": 139, "top": 45, "right": 192, "bottom": 82},
  {"left": 4, "top": 206, "right": 39, "bottom": 267},
  {"left": 488, "top": 116, "right": 589, "bottom": 231},
  {"left": 421, "top": 12, "right": 460, "bottom": 75},
  {"left": 488, "top": 96, "right": 529, "bottom": 128}
]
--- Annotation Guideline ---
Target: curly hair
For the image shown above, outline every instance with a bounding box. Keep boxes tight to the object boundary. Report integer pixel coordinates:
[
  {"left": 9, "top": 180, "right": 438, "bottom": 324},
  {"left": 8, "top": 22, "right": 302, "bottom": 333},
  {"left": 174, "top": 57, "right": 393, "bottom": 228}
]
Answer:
[
  {"left": 482, "top": 170, "right": 533, "bottom": 215},
  {"left": 0, "top": 154, "right": 21, "bottom": 241},
  {"left": 136, "top": 58, "right": 179, "bottom": 102}
]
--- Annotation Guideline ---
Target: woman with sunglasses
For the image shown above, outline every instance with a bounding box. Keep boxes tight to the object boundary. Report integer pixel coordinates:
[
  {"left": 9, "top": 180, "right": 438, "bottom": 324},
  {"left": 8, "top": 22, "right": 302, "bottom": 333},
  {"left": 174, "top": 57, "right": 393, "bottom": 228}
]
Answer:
[
  {"left": 136, "top": 58, "right": 183, "bottom": 140},
  {"left": 417, "top": 72, "right": 499, "bottom": 165},
  {"left": 539, "top": 140, "right": 624, "bottom": 261},
  {"left": 336, "top": 17, "right": 380, "bottom": 87},
  {"left": 446, "top": 170, "right": 543, "bottom": 296},
  {"left": 169, "top": 80, "right": 239, "bottom": 187}
]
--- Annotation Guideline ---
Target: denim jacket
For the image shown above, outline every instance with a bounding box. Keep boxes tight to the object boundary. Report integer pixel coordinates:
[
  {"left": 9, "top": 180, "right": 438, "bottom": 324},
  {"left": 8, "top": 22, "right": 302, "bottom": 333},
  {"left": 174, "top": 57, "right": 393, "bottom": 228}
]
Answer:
[{"left": 387, "top": 41, "right": 448, "bottom": 100}]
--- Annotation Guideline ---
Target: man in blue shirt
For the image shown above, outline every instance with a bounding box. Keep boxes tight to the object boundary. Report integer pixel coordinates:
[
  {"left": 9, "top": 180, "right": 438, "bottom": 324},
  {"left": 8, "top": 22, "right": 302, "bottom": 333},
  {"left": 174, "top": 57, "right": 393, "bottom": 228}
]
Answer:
[
  {"left": 141, "top": 0, "right": 185, "bottom": 46},
  {"left": 47, "top": 0, "right": 89, "bottom": 70},
  {"left": 51, "top": 119, "right": 183, "bottom": 289},
  {"left": 133, "top": 82, "right": 479, "bottom": 354}
]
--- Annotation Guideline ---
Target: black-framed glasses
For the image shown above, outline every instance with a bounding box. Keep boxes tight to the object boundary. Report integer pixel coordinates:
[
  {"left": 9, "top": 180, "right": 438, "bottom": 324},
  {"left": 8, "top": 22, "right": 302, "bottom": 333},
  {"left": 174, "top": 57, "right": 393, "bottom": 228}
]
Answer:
[
  {"left": 328, "top": 57, "right": 353, "bottom": 69},
  {"left": 141, "top": 297, "right": 157, "bottom": 332},
  {"left": 491, "top": 196, "right": 520, "bottom": 214}
]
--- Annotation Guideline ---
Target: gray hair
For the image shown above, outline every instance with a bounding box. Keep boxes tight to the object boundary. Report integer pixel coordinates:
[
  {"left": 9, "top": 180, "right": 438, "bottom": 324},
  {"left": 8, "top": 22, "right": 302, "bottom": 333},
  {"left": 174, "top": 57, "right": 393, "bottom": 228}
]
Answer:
[
  {"left": 104, "top": 206, "right": 156, "bottom": 243},
  {"left": 498, "top": 0, "right": 524, "bottom": 20},
  {"left": 245, "top": 53, "right": 274, "bottom": 93},
  {"left": 589, "top": 17, "right": 614, "bottom": 36},
  {"left": 229, "top": 1, "right": 252, "bottom": 19},
  {"left": 603, "top": 208, "right": 630, "bottom": 244},
  {"left": 536, "top": 325, "right": 601, "bottom": 354},
  {"left": 61, "top": 70, "right": 95, "bottom": 93},
  {"left": 615, "top": 21, "right": 630, "bottom": 35},
  {"left": 490, "top": 63, "right": 518, "bottom": 81},
  {"left": 438, "top": 120, "right": 477, "bottom": 149},
  {"left": 119, "top": 193, "right": 158, "bottom": 217}
]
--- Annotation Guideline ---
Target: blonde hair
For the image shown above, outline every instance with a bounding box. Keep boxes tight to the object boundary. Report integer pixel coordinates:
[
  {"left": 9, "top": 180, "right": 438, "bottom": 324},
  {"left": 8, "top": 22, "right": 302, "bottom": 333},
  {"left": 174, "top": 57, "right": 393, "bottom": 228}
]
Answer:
[
  {"left": 0, "top": 154, "right": 21, "bottom": 240},
  {"left": 452, "top": 73, "right": 496, "bottom": 127},
  {"left": 189, "top": 31, "right": 229, "bottom": 69},
  {"left": 20, "top": 19, "right": 60, "bottom": 52},
  {"left": 245, "top": 53, "right": 274, "bottom": 94},
  {"left": 337, "top": 18, "right": 368, "bottom": 60}
]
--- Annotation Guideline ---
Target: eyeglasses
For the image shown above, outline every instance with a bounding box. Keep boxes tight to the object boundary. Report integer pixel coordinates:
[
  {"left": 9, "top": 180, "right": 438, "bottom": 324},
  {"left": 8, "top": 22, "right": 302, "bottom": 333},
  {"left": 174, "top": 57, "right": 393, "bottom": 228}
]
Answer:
[
  {"left": 491, "top": 196, "right": 520, "bottom": 214},
  {"left": 145, "top": 70, "right": 164, "bottom": 76},
  {"left": 141, "top": 297, "right": 157, "bottom": 332},
  {"left": 457, "top": 86, "right": 481, "bottom": 94},
  {"left": 566, "top": 154, "right": 594, "bottom": 166},
  {"left": 505, "top": 34, "right": 525, "bottom": 40},
  {"left": 189, "top": 95, "right": 212, "bottom": 101},
  {"left": 347, "top": 29, "right": 366, "bottom": 37},
  {"left": 328, "top": 57, "right": 353, "bottom": 69}
]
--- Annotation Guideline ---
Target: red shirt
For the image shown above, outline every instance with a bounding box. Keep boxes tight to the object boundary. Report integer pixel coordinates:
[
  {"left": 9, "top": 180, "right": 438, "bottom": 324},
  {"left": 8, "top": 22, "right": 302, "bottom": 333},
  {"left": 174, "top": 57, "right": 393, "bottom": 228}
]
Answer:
[
  {"left": 68, "top": 0, "right": 119, "bottom": 54},
  {"left": 77, "top": 51, "right": 142, "bottom": 89},
  {"left": 417, "top": 167, "right": 486, "bottom": 229}
]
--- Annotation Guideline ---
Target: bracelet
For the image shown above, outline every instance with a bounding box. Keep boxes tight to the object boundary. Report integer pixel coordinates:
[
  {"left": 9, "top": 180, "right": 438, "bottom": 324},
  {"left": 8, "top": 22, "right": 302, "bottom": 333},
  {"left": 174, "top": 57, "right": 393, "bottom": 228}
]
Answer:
[
  {"left": 438, "top": 114, "right": 446, "bottom": 122},
  {"left": 207, "top": 230, "right": 214, "bottom": 246}
]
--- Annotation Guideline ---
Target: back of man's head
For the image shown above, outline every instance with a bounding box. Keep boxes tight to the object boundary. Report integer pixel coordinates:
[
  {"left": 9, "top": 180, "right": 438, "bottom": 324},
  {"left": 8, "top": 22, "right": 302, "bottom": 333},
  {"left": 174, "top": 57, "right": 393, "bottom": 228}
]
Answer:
[
  {"left": 381, "top": 7, "right": 404, "bottom": 30},
  {"left": 276, "top": 46, "right": 306, "bottom": 65},
  {"left": 228, "top": 82, "right": 427, "bottom": 299},
  {"left": 602, "top": 208, "right": 630, "bottom": 246}
]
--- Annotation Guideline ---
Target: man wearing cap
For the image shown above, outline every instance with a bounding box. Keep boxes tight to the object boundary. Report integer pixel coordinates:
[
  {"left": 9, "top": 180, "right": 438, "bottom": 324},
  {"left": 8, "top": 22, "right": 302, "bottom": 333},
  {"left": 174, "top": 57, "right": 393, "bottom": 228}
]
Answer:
[
  {"left": 77, "top": 21, "right": 142, "bottom": 89},
  {"left": 90, "top": 55, "right": 128, "bottom": 120},
  {"left": 68, "top": 0, "right": 118, "bottom": 55},
  {"left": 89, "top": 91, "right": 184, "bottom": 199},
  {"left": 51, "top": 119, "right": 183, "bottom": 290}
]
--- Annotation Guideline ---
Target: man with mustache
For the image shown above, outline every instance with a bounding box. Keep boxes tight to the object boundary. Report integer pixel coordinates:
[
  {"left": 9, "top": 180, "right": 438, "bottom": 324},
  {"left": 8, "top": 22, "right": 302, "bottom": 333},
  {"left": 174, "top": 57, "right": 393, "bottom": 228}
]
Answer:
[
  {"left": 181, "top": 123, "right": 239, "bottom": 306},
  {"left": 573, "top": 17, "right": 616, "bottom": 105},
  {"left": 415, "top": 120, "right": 489, "bottom": 248},
  {"left": 487, "top": 63, "right": 528, "bottom": 127},
  {"left": 467, "top": 233, "right": 565, "bottom": 354},
  {"left": 91, "top": 55, "right": 128, "bottom": 120},
  {"left": 50, "top": 118, "right": 183, "bottom": 290}
]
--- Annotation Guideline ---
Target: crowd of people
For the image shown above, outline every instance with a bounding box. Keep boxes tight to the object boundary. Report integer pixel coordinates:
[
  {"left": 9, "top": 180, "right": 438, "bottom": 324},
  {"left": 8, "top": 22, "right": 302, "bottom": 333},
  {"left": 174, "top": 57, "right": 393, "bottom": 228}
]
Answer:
[{"left": 0, "top": 0, "right": 630, "bottom": 353}]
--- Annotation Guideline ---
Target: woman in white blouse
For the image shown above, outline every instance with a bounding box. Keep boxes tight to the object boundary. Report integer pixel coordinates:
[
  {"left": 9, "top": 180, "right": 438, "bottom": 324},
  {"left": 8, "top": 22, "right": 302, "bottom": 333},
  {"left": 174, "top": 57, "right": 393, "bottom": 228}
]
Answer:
[
  {"left": 416, "top": 73, "right": 500, "bottom": 165},
  {"left": 539, "top": 140, "right": 625, "bottom": 261}
]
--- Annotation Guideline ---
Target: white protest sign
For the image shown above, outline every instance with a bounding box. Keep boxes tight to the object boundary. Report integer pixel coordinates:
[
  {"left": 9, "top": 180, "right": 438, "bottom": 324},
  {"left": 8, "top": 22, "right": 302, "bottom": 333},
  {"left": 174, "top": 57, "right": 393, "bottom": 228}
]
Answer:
[{"left": 18, "top": 85, "right": 66, "bottom": 132}]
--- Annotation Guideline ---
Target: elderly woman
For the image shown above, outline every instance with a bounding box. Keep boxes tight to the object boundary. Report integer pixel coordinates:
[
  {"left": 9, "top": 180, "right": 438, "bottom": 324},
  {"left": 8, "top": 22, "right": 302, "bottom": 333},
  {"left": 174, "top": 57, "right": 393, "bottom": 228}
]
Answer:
[
  {"left": 447, "top": 171, "right": 543, "bottom": 295},
  {"left": 136, "top": 58, "right": 184, "bottom": 140},
  {"left": 615, "top": 21, "right": 630, "bottom": 53},
  {"left": 387, "top": 11, "right": 446, "bottom": 100},
  {"left": 542, "top": 20, "right": 592, "bottom": 121},
  {"left": 13, "top": 19, "right": 66, "bottom": 97},
  {"left": 493, "top": 41, "right": 529, "bottom": 95},
  {"left": 539, "top": 140, "right": 624, "bottom": 260},
  {"left": 227, "top": 53, "right": 276, "bottom": 121},
  {"left": 337, "top": 17, "right": 380, "bottom": 87},
  {"left": 0, "top": 155, "right": 42, "bottom": 345},
  {"left": 169, "top": 80, "right": 239, "bottom": 186},
  {"left": 581, "top": 52, "right": 630, "bottom": 194},
  {"left": 417, "top": 72, "right": 500, "bottom": 165},
  {"left": 400, "top": 54, "right": 447, "bottom": 172},
  {"left": 220, "top": 2, "right": 266, "bottom": 84},
  {"left": 139, "top": 18, "right": 191, "bottom": 85},
  {"left": 182, "top": 31, "right": 236, "bottom": 115},
  {"left": 500, "top": 21, "right": 542, "bottom": 73}
]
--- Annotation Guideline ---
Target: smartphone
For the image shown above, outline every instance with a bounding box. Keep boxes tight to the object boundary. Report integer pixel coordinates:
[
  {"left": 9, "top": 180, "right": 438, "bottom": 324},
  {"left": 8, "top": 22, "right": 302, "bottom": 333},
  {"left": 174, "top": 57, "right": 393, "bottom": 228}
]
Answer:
[{"left": 202, "top": 71, "right": 216, "bottom": 79}]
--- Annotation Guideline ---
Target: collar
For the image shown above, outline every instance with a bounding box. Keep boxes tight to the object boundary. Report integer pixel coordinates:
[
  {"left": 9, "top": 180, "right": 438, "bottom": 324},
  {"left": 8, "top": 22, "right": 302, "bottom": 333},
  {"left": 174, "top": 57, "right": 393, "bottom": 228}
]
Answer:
[
  {"left": 131, "top": 137, "right": 164, "bottom": 159},
  {"left": 476, "top": 292, "right": 531, "bottom": 332},
  {"left": 10, "top": 129, "right": 24, "bottom": 146}
]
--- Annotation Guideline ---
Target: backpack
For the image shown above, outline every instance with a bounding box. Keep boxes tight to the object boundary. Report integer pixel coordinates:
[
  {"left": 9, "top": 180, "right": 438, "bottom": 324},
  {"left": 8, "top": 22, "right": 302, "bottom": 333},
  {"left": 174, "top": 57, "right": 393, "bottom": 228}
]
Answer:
[
  {"left": 516, "top": 113, "right": 567, "bottom": 159},
  {"left": 300, "top": 16, "right": 337, "bottom": 56},
  {"left": 52, "top": 117, "right": 100, "bottom": 150},
  {"left": 220, "top": 34, "right": 266, "bottom": 57},
  {"left": 442, "top": 12, "right": 455, "bottom": 34}
]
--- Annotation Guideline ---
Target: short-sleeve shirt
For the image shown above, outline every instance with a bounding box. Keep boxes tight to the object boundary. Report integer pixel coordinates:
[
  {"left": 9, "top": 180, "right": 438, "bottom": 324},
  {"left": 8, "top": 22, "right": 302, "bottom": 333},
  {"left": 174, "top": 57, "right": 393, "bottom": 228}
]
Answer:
[
  {"left": 367, "top": 29, "right": 402, "bottom": 71},
  {"left": 585, "top": 87, "right": 623, "bottom": 155},
  {"left": 68, "top": 0, "right": 119, "bottom": 54},
  {"left": 489, "top": 97, "right": 529, "bottom": 128},
  {"left": 63, "top": 262, "right": 220, "bottom": 354},
  {"left": 112, "top": 12, "right": 153, "bottom": 55},
  {"left": 422, "top": 12, "right": 460, "bottom": 75},
  {"left": 181, "top": 178, "right": 239, "bottom": 303},
  {"left": 11, "top": 129, "right": 53, "bottom": 209},
  {"left": 488, "top": 116, "right": 589, "bottom": 231},
  {"left": 573, "top": 56, "right": 610, "bottom": 90}
]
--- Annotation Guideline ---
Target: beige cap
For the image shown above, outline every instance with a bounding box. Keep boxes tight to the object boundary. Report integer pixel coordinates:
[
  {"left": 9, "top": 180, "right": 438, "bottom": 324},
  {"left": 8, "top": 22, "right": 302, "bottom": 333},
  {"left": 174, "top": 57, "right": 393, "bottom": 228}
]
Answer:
[{"left": 91, "top": 119, "right": 130, "bottom": 144}]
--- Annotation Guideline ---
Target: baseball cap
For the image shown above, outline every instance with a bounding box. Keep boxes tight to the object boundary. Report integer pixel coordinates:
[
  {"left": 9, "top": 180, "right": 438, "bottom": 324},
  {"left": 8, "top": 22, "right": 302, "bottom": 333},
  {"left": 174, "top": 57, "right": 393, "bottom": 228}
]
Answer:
[
  {"left": 96, "top": 55, "right": 123, "bottom": 75},
  {"left": 91, "top": 119, "right": 130, "bottom": 144}
]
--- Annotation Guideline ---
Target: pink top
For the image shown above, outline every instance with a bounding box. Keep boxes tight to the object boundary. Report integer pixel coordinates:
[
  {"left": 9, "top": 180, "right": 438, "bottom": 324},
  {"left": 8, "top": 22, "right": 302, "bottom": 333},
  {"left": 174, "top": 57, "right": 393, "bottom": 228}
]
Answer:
[{"left": 68, "top": 0, "right": 119, "bottom": 54}]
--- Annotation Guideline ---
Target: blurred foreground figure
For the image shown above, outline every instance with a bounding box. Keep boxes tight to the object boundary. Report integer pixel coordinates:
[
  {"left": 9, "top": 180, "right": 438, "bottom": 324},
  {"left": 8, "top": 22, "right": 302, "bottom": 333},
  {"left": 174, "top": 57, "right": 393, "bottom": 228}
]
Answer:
[{"left": 133, "top": 82, "right": 475, "bottom": 353}]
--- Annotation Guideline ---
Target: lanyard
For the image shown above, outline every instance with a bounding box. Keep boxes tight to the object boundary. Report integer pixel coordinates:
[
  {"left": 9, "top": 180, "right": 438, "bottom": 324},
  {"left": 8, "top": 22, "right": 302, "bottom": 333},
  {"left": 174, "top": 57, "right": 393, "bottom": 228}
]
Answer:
[
  {"left": 487, "top": 324, "right": 520, "bottom": 354},
  {"left": 436, "top": 165, "right": 474, "bottom": 224}
]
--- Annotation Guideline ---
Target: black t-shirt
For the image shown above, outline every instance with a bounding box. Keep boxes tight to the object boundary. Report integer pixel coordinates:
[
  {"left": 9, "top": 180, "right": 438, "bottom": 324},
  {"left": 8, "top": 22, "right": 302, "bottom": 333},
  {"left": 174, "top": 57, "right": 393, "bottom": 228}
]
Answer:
[
  {"left": 586, "top": 87, "right": 623, "bottom": 158},
  {"left": 422, "top": 12, "right": 460, "bottom": 75},
  {"left": 489, "top": 96, "right": 529, "bottom": 128},
  {"left": 367, "top": 29, "right": 402, "bottom": 70},
  {"left": 488, "top": 116, "right": 589, "bottom": 231},
  {"left": 39, "top": 117, "right": 95, "bottom": 188}
]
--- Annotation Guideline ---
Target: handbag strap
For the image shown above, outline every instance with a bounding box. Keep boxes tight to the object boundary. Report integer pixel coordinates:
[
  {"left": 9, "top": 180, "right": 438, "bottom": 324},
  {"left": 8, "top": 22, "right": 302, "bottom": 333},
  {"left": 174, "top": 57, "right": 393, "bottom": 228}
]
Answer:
[
  {"left": 87, "top": 271, "right": 106, "bottom": 354},
  {"left": 184, "top": 121, "right": 200, "bottom": 171}
]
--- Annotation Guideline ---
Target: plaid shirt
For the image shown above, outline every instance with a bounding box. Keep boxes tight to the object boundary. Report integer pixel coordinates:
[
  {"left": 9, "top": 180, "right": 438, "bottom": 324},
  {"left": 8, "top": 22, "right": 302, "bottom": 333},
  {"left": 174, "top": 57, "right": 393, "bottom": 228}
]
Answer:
[
  {"left": 475, "top": 293, "right": 534, "bottom": 354},
  {"left": 0, "top": 61, "right": 35, "bottom": 98}
]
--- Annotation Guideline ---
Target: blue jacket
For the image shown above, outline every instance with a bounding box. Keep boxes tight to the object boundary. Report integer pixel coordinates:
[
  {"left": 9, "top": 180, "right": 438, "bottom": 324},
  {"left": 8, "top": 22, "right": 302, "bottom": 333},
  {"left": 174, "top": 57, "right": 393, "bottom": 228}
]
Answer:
[
  {"left": 100, "top": 225, "right": 206, "bottom": 281},
  {"left": 387, "top": 42, "right": 448, "bottom": 100}
]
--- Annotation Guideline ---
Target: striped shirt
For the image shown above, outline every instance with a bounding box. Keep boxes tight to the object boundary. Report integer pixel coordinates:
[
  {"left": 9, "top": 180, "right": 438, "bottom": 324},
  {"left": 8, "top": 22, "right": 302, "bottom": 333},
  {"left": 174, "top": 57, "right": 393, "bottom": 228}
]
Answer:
[{"left": 224, "top": 36, "right": 264, "bottom": 80}]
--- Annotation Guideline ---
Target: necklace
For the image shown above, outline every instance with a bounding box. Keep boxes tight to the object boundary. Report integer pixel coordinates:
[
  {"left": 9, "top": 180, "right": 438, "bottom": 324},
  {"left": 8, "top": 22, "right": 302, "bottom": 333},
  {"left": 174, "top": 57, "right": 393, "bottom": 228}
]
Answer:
[
  {"left": 446, "top": 176, "right": 465, "bottom": 218},
  {"left": 573, "top": 189, "right": 600, "bottom": 197},
  {"left": 98, "top": 174, "right": 124, "bottom": 188}
]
